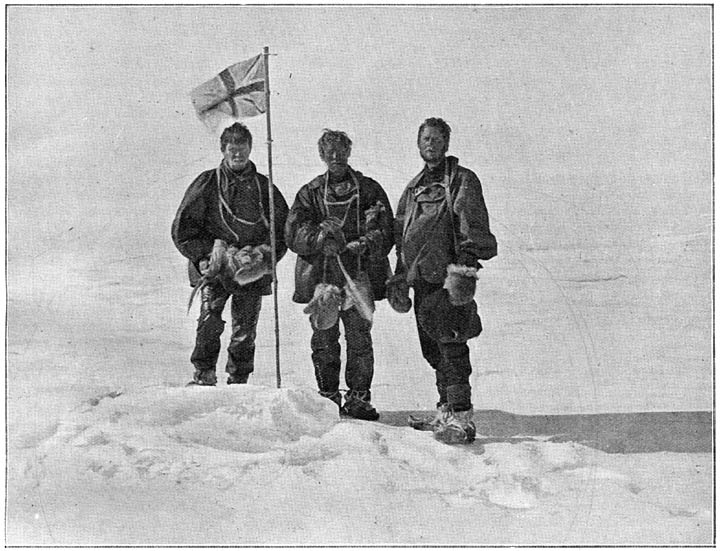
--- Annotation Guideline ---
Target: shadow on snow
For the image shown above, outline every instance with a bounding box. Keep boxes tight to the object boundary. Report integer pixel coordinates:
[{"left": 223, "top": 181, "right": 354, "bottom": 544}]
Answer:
[{"left": 378, "top": 409, "right": 712, "bottom": 454}]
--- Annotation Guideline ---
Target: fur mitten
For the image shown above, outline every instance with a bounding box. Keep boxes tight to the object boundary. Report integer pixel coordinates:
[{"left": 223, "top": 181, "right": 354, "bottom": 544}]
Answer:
[
  {"left": 386, "top": 273, "right": 412, "bottom": 313},
  {"left": 227, "top": 244, "right": 272, "bottom": 286},
  {"left": 303, "top": 283, "right": 344, "bottom": 330},
  {"left": 443, "top": 264, "right": 478, "bottom": 306},
  {"left": 418, "top": 288, "right": 482, "bottom": 344}
]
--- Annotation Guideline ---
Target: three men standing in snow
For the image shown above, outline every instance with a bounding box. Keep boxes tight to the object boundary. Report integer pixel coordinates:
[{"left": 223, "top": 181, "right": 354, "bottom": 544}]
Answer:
[{"left": 172, "top": 118, "right": 496, "bottom": 443}]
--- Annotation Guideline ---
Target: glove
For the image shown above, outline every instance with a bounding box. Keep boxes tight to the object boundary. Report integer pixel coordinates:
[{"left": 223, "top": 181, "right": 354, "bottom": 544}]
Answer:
[
  {"left": 319, "top": 217, "right": 346, "bottom": 255},
  {"left": 255, "top": 243, "right": 273, "bottom": 265},
  {"left": 364, "top": 201, "right": 386, "bottom": 230},
  {"left": 322, "top": 237, "right": 342, "bottom": 256},
  {"left": 319, "top": 216, "right": 345, "bottom": 239},
  {"left": 346, "top": 238, "right": 368, "bottom": 255},
  {"left": 386, "top": 273, "right": 412, "bottom": 313},
  {"left": 443, "top": 264, "right": 478, "bottom": 306}
]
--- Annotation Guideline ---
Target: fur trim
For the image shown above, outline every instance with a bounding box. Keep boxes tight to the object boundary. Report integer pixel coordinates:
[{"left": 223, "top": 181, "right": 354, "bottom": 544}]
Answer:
[
  {"left": 443, "top": 264, "right": 478, "bottom": 306},
  {"left": 446, "top": 263, "right": 479, "bottom": 279},
  {"left": 228, "top": 244, "right": 272, "bottom": 286}
]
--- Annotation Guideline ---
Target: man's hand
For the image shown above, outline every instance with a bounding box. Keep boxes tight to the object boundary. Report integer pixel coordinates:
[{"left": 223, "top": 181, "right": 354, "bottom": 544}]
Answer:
[
  {"left": 364, "top": 201, "right": 386, "bottom": 229},
  {"left": 386, "top": 273, "right": 412, "bottom": 313},
  {"left": 346, "top": 238, "right": 368, "bottom": 255},
  {"left": 319, "top": 216, "right": 346, "bottom": 253},
  {"left": 319, "top": 216, "right": 344, "bottom": 237},
  {"left": 322, "top": 238, "right": 342, "bottom": 257},
  {"left": 198, "top": 259, "right": 210, "bottom": 275},
  {"left": 204, "top": 239, "right": 228, "bottom": 277}
]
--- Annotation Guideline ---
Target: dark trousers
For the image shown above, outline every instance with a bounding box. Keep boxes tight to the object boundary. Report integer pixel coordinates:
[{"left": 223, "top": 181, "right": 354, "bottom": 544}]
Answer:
[
  {"left": 413, "top": 279, "right": 473, "bottom": 410},
  {"left": 310, "top": 307, "right": 374, "bottom": 394},
  {"left": 191, "top": 281, "right": 263, "bottom": 379}
]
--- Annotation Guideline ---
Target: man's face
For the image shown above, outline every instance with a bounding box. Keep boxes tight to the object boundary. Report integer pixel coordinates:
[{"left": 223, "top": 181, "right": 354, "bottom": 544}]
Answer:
[
  {"left": 321, "top": 143, "right": 351, "bottom": 177},
  {"left": 222, "top": 141, "right": 252, "bottom": 171},
  {"left": 418, "top": 126, "right": 448, "bottom": 166}
]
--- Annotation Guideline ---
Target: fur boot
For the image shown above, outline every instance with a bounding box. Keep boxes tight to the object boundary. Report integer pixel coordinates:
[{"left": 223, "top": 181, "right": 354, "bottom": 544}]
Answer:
[
  {"left": 433, "top": 408, "right": 476, "bottom": 444},
  {"left": 408, "top": 403, "right": 449, "bottom": 431}
]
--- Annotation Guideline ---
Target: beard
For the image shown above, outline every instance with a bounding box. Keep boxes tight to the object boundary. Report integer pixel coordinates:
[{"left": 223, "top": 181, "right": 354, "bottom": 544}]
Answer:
[{"left": 419, "top": 147, "right": 447, "bottom": 165}]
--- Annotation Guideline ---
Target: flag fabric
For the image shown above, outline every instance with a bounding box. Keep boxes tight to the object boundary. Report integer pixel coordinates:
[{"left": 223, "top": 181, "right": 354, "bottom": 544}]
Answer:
[{"left": 191, "top": 54, "right": 266, "bottom": 129}]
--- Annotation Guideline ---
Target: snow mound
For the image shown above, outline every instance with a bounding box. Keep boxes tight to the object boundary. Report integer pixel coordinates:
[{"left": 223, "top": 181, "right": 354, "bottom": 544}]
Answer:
[
  {"left": 18, "top": 386, "right": 338, "bottom": 487},
  {"left": 17, "top": 385, "right": 588, "bottom": 506},
  {"left": 8, "top": 385, "right": 713, "bottom": 545}
]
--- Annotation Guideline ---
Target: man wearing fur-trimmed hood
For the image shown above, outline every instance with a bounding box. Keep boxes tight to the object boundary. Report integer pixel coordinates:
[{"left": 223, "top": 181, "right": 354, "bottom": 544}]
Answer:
[
  {"left": 285, "top": 129, "right": 393, "bottom": 420},
  {"left": 172, "top": 123, "right": 289, "bottom": 386},
  {"left": 389, "top": 117, "right": 497, "bottom": 444}
]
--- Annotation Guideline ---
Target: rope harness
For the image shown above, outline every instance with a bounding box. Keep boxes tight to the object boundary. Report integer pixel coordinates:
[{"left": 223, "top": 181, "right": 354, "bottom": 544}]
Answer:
[
  {"left": 320, "top": 169, "right": 362, "bottom": 282},
  {"left": 215, "top": 166, "right": 270, "bottom": 243}
]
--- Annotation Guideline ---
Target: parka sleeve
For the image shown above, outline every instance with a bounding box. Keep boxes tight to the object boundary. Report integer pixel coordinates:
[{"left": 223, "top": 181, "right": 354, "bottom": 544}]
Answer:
[
  {"left": 171, "top": 172, "right": 215, "bottom": 264},
  {"left": 284, "top": 184, "right": 325, "bottom": 257},
  {"left": 362, "top": 180, "right": 394, "bottom": 259},
  {"left": 271, "top": 184, "right": 290, "bottom": 262},
  {"left": 392, "top": 186, "right": 411, "bottom": 274},
  {"left": 453, "top": 170, "right": 497, "bottom": 262}
]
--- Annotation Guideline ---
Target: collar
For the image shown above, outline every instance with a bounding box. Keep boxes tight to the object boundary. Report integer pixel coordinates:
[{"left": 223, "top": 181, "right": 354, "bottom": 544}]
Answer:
[
  {"left": 220, "top": 160, "right": 256, "bottom": 181},
  {"left": 410, "top": 156, "right": 458, "bottom": 189},
  {"left": 424, "top": 158, "right": 447, "bottom": 177},
  {"left": 309, "top": 166, "right": 360, "bottom": 190}
]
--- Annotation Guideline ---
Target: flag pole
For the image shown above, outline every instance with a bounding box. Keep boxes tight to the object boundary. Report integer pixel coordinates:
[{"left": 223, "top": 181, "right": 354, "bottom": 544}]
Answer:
[{"left": 263, "top": 46, "right": 281, "bottom": 389}]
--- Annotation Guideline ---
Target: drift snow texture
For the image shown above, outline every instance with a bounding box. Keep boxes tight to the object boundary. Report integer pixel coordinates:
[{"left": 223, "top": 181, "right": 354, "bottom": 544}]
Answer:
[
  {"left": 8, "top": 386, "right": 713, "bottom": 545},
  {"left": 6, "top": 5, "right": 712, "bottom": 546}
]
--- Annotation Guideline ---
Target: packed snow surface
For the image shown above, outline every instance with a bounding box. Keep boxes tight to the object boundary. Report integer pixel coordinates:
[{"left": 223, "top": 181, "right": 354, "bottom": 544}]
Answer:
[{"left": 7, "top": 386, "right": 712, "bottom": 545}]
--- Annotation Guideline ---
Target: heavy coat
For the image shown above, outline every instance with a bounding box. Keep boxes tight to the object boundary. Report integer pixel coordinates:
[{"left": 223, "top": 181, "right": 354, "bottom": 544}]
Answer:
[
  {"left": 285, "top": 168, "right": 394, "bottom": 304},
  {"left": 394, "top": 156, "right": 497, "bottom": 284},
  {"left": 172, "top": 161, "right": 289, "bottom": 295}
]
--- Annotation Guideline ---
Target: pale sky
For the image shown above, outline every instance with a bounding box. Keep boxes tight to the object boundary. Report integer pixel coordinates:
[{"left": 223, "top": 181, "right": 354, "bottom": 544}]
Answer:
[
  {"left": 7, "top": 5, "right": 712, "bottom": 271},
  {"left": 5, "top": 4, "right": 714, "bottom": 412}
]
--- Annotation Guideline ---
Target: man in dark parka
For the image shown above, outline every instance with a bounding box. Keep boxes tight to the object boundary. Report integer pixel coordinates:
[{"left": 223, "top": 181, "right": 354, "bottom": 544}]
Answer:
[
  {"left": 172, "top": 123, "right": 289, "bottom": 386},
  {"left": 390, "top": 117, "right": 497, "bottom": 443},
  {"left": 285, "top": 129, "right": 393, "bottom": 420}
]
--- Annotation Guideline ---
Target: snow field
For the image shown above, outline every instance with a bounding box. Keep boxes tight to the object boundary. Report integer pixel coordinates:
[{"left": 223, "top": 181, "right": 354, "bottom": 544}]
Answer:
[{"left": 6, "top": 385, "right": 712, "bottom": 545}]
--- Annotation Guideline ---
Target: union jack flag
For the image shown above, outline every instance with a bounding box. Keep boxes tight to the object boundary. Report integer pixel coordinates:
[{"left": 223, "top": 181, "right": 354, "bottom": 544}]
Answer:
[{"left": 190, "top": 54, "right": 265, "bottom": 130}]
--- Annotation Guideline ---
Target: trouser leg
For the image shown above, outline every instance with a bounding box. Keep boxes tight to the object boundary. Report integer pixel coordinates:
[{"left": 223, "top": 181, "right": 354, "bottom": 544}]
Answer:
[
  {"left": 440, "top": 342, "right": 473, "bottom": 411},
  {"left": 341, "top": 307, "right": 374, "bottom": 393},
  {"left": 191, "top": 282, "right": 230, "bottom": 377},
  {"left": 226, "top": 289, "right": 263, "bottom": 383},
  {"left": 310, "top": 318, "right": 342, "bottom": 395},
  {"left": 412, "top": 280, "right": 447, "bottom": 405}
]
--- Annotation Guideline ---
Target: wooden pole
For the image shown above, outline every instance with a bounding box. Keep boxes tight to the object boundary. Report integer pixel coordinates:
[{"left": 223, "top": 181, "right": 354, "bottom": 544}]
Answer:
[{"left": 263, "top": 46, "right": 281, "bottom": 389}]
